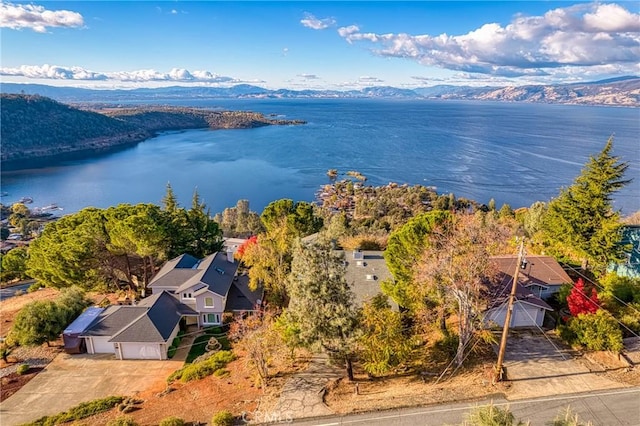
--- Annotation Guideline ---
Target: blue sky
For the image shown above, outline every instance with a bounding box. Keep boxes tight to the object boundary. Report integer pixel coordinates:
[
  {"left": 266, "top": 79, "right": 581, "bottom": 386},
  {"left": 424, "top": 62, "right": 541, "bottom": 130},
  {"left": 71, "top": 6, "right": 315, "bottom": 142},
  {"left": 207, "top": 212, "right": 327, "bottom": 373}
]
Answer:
[{"left": 1, "top": 1, "right": 638, "bottom": 89}]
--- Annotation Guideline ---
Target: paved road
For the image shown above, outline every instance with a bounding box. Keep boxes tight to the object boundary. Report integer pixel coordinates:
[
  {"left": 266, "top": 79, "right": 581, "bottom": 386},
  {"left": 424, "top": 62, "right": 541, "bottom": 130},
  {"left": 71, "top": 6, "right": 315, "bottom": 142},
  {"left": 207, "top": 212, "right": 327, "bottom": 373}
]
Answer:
[
  {"left": 291, "top": 387, "right": 640, "bottom": 426},
  {"left": 0, "top": 281, "right": 35, "bottom": 301}
]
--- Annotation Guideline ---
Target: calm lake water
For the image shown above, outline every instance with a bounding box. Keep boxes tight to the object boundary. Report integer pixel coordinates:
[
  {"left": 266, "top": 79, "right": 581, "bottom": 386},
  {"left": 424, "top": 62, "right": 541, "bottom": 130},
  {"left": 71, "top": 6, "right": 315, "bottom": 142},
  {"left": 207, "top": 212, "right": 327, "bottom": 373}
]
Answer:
[{"left": 1, "top": 99, "right": 639, "bottom": 216}]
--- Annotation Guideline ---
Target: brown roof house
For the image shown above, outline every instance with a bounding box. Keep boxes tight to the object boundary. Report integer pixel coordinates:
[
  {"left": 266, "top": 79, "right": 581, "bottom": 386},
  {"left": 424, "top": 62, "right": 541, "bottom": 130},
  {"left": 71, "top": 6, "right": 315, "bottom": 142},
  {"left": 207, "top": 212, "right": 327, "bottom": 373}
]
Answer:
[{"left": 484, "top": 255, "right": 570, "bottom": 329}]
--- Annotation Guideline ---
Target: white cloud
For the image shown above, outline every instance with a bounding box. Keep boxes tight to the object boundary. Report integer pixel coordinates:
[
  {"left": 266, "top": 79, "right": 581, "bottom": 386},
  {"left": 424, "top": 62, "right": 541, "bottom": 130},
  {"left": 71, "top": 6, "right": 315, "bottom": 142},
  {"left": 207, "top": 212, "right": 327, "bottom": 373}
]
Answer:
[
  {"left": 0, "top": 64, "right": 236, "bottom": 83},
  {"left": 170, "top": 9, "right": 178, "bottom": 15},
  {"left": 0, "top": 1, "right": 84, "bottom": 32},
  {"left": 282, "top": 47, "right": 289, "bottom": 56},
  {"left": 297, "top": 73, "right": 319, "bottom": 80},
  {"left": 358, "top": 76, "right": 384, "bottom": 83},
  {"left": 300, "top": 13, "right": 336, "bottom": 30},
  {"left": 337, "top": 3, "right": 640, "bottom": 78},
  {"left": 337, "top": 25, "right": 360, "bottom": 41}
]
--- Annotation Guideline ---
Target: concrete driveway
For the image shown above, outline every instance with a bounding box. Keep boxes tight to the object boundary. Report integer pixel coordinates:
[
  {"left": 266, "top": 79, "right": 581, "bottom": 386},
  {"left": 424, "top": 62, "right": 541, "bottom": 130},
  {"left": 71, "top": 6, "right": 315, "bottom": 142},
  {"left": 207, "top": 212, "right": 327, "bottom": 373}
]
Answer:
[
  {"left": 502, "top": 332, "right": 626, "bottom": 400},
  {"left": 0, "top": 352, "right": 185, "bottom": 426}
]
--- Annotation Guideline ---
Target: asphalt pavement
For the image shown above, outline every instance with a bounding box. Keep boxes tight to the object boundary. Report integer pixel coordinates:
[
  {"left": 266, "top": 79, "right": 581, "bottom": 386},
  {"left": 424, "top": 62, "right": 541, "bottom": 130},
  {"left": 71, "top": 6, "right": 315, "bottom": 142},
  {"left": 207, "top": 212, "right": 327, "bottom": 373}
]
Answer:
[{"left": 291, "top": 387, "right": 640, "bottom": 426}]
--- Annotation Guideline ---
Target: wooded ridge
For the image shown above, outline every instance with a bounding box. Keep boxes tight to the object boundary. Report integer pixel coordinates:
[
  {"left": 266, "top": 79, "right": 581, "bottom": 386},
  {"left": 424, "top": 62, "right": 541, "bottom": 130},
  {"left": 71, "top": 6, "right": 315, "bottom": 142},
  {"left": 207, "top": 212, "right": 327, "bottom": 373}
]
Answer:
[{"left": 0, "top": 94, "right": 305, "bottom": 168}]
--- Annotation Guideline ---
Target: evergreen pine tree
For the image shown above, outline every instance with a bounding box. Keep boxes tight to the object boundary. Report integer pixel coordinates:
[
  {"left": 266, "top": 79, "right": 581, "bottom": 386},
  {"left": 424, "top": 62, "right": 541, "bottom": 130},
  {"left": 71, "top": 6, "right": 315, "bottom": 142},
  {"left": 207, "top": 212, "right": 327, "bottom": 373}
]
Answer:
[
  {"left": 541, "top": 137, "right": 630, "bottom": 272},
  {"left": 286, "top": 240, "right": 359, "bottom": 380}
]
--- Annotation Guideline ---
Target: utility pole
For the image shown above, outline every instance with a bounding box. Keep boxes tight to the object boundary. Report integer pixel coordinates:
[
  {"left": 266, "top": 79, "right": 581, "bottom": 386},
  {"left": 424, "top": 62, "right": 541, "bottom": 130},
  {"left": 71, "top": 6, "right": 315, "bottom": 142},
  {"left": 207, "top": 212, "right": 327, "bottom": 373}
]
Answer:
[{"left": 494, "top": 238, "right": 525, "bottom": 382}]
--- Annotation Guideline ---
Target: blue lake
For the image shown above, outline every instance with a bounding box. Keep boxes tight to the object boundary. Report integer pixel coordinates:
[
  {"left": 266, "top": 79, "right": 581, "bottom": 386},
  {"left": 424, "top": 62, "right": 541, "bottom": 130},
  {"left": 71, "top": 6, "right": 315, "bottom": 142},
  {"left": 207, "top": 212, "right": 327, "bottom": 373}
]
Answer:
[{"left": 1, "top": 99, "right": 639, "bottom": 216}]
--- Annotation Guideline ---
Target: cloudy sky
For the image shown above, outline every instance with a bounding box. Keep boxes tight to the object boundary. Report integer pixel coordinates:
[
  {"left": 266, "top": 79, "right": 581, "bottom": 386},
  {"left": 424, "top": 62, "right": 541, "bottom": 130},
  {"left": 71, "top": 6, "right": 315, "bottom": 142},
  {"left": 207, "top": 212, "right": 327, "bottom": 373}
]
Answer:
[{"left": 1, "top": 1, "right": 638, "bottom": 89}]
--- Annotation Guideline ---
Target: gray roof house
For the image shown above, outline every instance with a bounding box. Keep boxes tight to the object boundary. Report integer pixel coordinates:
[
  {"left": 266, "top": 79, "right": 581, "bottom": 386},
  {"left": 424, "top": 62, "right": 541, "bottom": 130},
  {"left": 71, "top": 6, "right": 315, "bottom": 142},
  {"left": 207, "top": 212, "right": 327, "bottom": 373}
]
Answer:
[
  {"left": 340, "top": 250, "right": 397, "bottom": 309},
  {"left": 80, "top": 291, "right": 197, "bottom": 360},
  {"left": 148, "top": 252, "right": 263, "bottom": 328}
]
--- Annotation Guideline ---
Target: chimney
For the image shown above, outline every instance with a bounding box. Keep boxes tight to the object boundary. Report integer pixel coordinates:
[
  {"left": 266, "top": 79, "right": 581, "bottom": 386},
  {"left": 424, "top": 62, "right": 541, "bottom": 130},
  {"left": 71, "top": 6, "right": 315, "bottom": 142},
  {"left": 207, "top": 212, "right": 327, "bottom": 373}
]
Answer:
[{"left": 226, "top": 250, "right": 235, "bottom": 263}]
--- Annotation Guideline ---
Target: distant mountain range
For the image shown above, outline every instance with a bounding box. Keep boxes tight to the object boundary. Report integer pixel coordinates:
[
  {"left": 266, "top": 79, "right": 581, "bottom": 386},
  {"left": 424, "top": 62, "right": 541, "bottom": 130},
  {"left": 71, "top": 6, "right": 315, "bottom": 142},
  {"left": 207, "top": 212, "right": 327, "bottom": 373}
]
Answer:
[{"left": 1, "top": 76, "right": 639, "bottom": 107}]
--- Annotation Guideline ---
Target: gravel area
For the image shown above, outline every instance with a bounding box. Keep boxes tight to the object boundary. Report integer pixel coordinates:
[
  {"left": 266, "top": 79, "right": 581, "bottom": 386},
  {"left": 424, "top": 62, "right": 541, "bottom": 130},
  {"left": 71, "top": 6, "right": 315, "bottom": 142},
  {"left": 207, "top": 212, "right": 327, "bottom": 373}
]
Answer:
[{"left": 0, "top": 345, "right": 60, "bottom": 378}]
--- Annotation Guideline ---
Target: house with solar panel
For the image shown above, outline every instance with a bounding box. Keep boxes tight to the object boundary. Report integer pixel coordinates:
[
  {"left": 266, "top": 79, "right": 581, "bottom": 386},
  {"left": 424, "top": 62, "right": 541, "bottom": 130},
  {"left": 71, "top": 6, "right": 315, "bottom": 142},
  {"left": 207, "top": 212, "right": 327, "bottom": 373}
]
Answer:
[{"left": 68, "top": 251, "right": 261, "bottom": 360}]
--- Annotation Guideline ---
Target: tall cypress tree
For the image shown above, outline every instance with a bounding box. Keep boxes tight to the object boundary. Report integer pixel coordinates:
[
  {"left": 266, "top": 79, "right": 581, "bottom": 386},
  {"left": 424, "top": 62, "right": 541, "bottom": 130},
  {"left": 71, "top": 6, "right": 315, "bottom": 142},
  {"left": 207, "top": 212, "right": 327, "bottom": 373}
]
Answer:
[{"left": 541, "top": 137, "right": 630, "bottom": 272}]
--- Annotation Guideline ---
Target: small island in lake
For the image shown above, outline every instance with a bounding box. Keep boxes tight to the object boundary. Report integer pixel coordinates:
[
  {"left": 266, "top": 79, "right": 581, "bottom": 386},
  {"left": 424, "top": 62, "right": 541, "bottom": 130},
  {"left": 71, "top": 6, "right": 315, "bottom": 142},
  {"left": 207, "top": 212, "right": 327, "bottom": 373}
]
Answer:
[{"left": 0, "top": 94, "right": 305, "bottom": 170}]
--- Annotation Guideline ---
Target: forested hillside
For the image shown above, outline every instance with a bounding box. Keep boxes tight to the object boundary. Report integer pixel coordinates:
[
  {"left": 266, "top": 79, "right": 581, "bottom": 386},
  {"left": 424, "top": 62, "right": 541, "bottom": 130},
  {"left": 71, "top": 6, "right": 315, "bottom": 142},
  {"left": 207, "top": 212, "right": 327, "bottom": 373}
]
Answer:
[
  {"left": 1, "top": 94, "right": 147, "bottom": 163},
  {"left": 0, "top": 94, "right": 305, "bottom": 168}
]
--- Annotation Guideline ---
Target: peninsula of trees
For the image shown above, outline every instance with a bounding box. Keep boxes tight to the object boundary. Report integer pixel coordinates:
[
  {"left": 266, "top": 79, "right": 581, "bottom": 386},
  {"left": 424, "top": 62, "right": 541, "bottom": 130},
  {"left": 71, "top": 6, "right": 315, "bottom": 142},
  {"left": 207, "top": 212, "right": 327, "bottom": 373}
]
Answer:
[{"left": 0, "top": 94, "right": 305, "bottom": 169}]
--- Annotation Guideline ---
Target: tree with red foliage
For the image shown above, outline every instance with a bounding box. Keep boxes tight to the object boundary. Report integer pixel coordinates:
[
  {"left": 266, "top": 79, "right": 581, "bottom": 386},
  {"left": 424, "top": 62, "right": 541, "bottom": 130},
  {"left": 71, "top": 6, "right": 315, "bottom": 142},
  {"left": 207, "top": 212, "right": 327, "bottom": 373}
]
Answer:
[
  {"left": 567, "top": 278, "right": 600, "bottom": 316},
  {"left": 235, "top": 235, "right": 257, "bottom": 260}
]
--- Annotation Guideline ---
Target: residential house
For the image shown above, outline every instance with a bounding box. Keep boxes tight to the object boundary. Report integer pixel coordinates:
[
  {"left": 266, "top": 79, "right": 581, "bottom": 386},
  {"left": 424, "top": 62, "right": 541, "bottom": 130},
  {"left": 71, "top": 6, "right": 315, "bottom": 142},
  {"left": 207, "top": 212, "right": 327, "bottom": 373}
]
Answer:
[
  {"left": 148, "top": 251, "right": 262, "bottom": 327},
  {"left": 485, "top": 282, "right": 553, "bottom": 328},
  {"left": 341, "top": 250, "right": 397, "bottom": 309},
  {"left": 71, "top": 252, "right": 261, "bottom": 360},
  {"left": 81, "top": 291, "right": 198, "bottom": 359},
  {"left": 491, "top": 255, "right": 572, "bottom": 301},
  {"left": 484, "top": 255, "right": 570, "bottom": 328},
  {"left": 609, "top": 225, "right": 640, "bottom": 279}
]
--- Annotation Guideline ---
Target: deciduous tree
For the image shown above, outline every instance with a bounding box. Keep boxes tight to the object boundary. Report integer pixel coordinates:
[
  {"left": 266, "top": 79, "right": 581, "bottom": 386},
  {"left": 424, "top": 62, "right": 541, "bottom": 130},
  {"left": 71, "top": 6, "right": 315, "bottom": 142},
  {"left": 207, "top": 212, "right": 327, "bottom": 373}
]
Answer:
[
  {"left": 416, "top": 213, "right": 510, "bottom": 367},
  {"left": 11, "top": 300, "right": 64, "bottom": 346},
  {"left": 228, "top": 310, "right": 287, "bottom": 388},
  {"left": 567, "top": 278, "right": 600, "bottom": 316},
  {"left": 359, "top": 294, "right": 413, "bottom": 376}
]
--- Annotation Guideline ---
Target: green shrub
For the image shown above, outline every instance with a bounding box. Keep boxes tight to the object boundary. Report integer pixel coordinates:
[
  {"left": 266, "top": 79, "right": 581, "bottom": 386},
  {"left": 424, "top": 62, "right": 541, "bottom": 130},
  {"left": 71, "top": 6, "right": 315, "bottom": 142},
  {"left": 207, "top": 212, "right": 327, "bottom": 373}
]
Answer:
[
  {"left": 167, "top": 345, "right": 178, "bottom": 359},
  {"left": 435, "top": 330, "right": 459, "bottom": 358},
  {"left": 568, "top": 311, "right": 623, "bottom": 352},
  {"left": 168, "top": 350, "right": 236, "bottom": 384},
  {"left": 619, "top": 305, "right": 640, "bottom": 335},
  {"left": 211, "top": 410, "right": 235, "bottom": 426},
  {"left": 465, "top": 403, "right": 524, "bottom": 426},
  {"left": 600, "top": 274, "right": 640, "bottom": 305},
  {"left": 213, "top": 368, "right": 230, "bottom": 378},
  {"left": 159, "top": 416, "right": 185, "bottom": 426},
  {"left": 107, "top": 415, "right": 139, "bottom": 426},
  {"left": 27, "top": 282, "right": 42, "bottom": 293},
  {"left": 26, "top": 396, "right": 124, "bottom": 426},
  {"left": 551, "top": 406, "right": 593, "bottom": 426},
  {"left": 16, "top": 363, "right": 29, "bottom": 375}
]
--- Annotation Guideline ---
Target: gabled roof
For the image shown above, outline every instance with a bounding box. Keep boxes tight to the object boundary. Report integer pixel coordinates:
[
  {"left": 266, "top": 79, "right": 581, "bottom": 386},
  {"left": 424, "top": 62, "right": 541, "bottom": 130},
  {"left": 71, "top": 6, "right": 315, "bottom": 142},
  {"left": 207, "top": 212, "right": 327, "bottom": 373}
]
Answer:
[
  {"left": 488, "top": 273, "right": 553, "bottom": 312},
  {"left": 225, "top": 275, "right": 263, "bottom": 311},
  {"left": 81, "top": 306, "right": 147, "bottom": 337},
  {"left": 491, "top": 255, "right": 572, "bottom": 288},
  {"left": 148, "top": 253, "right": 200, "bottom": 288},
  {"left": 63, "top": 307, "right": 105, "bottom": 336},
  {"left": 173, "top": 252, "right": 239, "bottom": 297},
  {"left": 81, "top": 291, "right": 197, "bottom": 343}
]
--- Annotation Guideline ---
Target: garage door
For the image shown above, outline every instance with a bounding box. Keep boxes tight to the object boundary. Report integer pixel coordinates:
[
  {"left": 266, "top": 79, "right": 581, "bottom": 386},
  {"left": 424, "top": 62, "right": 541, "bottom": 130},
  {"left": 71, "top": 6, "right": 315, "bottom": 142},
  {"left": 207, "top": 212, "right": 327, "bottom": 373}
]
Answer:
[
  {"left": 120, "top": 343, "right": 162, "bottom": 360},
  {"left": 91, "top": 337, "right": 115, "bottom": 354},
  {"left": 512, "top": 304, "right": 536, "bottom": 327}
]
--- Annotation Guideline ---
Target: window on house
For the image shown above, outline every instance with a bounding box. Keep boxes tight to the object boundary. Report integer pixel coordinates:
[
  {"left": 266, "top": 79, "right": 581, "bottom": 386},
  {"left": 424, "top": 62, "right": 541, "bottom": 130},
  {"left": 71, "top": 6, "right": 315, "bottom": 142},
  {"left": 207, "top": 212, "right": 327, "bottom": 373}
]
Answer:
[
  {"left": 204, "top": 297, "right": 214, "bottom": 307},
  {"left": 182, "top": 292, "right": 193, "bottom": 299},
  {"left": 202, "top": 313, "right": 220, "bottom": 324}
]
